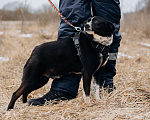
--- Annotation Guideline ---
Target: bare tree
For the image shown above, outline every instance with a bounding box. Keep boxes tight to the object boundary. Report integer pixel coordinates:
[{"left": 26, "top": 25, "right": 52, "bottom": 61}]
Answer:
[{"left": 20, "top": 0, "right": 29, "bottom": 33}]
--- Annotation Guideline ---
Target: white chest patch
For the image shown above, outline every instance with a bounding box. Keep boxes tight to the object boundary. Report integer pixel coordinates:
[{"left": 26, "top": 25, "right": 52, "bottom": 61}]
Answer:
[{"left": 86, "top": 31, "right": 113, "bottom": 46}]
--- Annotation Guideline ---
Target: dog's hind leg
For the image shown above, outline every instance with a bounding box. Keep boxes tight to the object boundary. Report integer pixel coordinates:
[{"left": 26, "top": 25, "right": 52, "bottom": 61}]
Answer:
[
  {"left": 82, "top": 72, "right": 92, "bottom": 103},
  {"left": 7, "top": 75, "right": 49, "bottom": 110},
  {"left": 22, "top": 75, "right": 49, "bottom": 103},
  {"left": 7, "top": 84, "right": 25, "bottom": 110},
  {"left": 22, "top": 93, "right": 28, "bottom": 103},
  {"left": 8, "top": 60, "right": 49, "bottom": 110}
]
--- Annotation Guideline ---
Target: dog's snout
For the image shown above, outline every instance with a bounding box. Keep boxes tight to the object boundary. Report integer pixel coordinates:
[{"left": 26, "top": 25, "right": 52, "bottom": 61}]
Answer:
[
  {"left": 84, "top": 17, "right": 93, "bottom": 31},
  {"left": 85, "top": 24, "right": 90, "bottom": 29}
]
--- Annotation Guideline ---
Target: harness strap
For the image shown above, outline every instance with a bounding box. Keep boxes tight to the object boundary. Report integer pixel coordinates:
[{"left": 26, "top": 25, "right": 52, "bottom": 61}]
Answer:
[
  {"left": 91, "top": 41, "right": 106, "bottom": 53},
  {"left": 73, "top": 32, "right": 108, "bottom": 61},
  {"left": 73, "top": 32, "right": 81, "bottom": 56}
]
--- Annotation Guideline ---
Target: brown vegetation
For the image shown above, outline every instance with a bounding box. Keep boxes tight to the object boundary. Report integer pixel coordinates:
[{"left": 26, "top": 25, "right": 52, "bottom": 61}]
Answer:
[
  {"left": 121, "top": 12, "right": 150, "bottom": 38},
  {"left": 0, "top": 5, "right": 59, "bottom": 26},
  {"left": 0, "top": 2, "right": 150, "bottom": 120}
]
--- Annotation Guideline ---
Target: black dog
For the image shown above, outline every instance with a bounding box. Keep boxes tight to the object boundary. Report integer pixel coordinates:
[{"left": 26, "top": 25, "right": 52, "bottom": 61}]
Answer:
[{"left": 8, "top": 16, "right": 115, "bottom": 110}]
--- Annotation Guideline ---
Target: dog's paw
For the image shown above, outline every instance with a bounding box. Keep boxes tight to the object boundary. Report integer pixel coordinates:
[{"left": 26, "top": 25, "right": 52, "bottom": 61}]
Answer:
[
  {"left": 82, "top": 90, "right": 90, "bottom": 103},
  {"left": 85, "top": 96, "right": 90, "bottom": 103},
  {"left": 95, "top": 93, "right": 100, "bottom": 101},
  {"left": 92, "top": 80, "right": 100, "bottom": 101}
]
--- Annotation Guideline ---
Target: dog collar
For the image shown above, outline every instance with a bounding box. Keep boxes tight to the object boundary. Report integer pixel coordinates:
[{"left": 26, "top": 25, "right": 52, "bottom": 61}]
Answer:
[
  {"left": 73, "top": 31, "right": 109, "bottom": 64},
  {"left": 91, "top": 41, "right": 106, "bottom": 53}
]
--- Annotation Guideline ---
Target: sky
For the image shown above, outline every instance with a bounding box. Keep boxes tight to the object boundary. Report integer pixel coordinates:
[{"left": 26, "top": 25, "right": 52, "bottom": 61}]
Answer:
[{"left": 0, "top": 0, "right": 143, "bottom": 13}]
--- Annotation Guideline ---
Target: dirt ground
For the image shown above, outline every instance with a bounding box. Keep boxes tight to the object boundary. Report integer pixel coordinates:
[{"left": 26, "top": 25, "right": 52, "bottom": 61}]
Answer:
[{"left": 0, "top": 21, "right": 150, "bottom": 120}]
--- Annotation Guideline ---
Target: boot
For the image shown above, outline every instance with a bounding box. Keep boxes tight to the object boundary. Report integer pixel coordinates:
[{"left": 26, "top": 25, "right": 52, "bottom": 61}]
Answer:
[
  {"left": 103, "top": 83, "right": 116, "bottom": 93},
  {"left": 28, "top": 90, "right": 75, "bottom": 106}
]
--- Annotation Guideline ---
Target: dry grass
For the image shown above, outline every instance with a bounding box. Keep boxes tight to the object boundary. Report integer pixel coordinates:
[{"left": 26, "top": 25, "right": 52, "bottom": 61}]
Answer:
[
  {"left": 121, "top": 12, "right": 150, "bottom": 38},
  {"left": 0, "top": 20, "right": 150, "bottom": 120}
]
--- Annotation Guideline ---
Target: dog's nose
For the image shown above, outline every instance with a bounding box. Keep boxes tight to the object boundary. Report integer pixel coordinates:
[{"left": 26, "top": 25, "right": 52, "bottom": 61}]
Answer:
[{"left": 85, "top": 24, "right": 90, "bottom": 29}]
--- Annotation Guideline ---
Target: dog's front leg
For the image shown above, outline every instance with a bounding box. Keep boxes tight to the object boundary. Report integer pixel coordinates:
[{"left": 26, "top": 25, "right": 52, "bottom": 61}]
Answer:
[
  {"left": 82, "top": 72, "right": 92, "bottom": 103},
  {"left": 92, "top": 70, "right": 101, "bottom": 101},
  {"left": 92, "top": 79, "right": 100, "bottom": 101}
]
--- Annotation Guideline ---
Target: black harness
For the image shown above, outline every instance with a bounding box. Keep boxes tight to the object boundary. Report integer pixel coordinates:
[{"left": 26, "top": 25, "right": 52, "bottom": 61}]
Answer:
[
  {"left": 73, "top": 31, "right": 109, "bottom": 59},
  {"left": 73, "top": 32, "right": 81, "bottom": 56}
]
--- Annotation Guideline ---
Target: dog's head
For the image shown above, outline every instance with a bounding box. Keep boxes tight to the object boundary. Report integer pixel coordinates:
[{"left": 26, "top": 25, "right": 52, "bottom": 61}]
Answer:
[{"left": 83, "top": 16, "right": 115, "bottom": 46}]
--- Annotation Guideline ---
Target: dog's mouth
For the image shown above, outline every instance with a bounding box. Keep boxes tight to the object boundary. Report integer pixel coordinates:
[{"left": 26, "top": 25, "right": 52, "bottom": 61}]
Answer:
[
  {"left": 84, "top": 25, "right": 92, "bottom": 31},
  {"left": 86, "top": 31, "right": 113, "bottom": 46}
]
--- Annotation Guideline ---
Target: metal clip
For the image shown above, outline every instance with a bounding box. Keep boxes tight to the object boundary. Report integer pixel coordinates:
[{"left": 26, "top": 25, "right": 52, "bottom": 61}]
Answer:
[{"left": 74, "top": 27, "right": 81, "bottom": 32}]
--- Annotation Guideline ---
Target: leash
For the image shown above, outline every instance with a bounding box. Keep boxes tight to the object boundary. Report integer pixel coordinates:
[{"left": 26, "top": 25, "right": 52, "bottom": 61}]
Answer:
[
  {"left": 48, "top": 0, "right": 81, "bottom": 32},
  {"left": 48, "top": 0, "right": 108, "bottom": 60}
]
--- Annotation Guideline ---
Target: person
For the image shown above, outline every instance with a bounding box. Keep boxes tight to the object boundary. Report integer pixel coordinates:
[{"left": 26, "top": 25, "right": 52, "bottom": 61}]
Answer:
[{"left": 28, "top": 0, "right": 122, "bottom": 106}]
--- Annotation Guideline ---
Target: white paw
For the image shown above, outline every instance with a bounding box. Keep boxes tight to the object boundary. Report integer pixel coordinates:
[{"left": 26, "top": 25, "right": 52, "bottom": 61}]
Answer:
[
  {"left": 92, "top": 80, "right": 100, "bottom": 101},
  {"left": 95, "top": 88, "right": 100, "bottom": 101},
  {"left": 83, "top": 90, "right": 90, "bottom": 103},
  {"left": 85, "top": 96, "right": 90, "bottom": 103}
]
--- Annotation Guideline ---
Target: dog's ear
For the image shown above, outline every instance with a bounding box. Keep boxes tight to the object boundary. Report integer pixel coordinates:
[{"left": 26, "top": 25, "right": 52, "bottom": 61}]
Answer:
[{"left": 107, "top": 22, "right": 115, "bottom": 31}]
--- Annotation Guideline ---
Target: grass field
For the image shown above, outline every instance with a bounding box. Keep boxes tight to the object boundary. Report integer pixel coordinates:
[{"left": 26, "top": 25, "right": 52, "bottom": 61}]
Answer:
[{"left": 0, "top": 20, "right": 150, "bottom": 120}]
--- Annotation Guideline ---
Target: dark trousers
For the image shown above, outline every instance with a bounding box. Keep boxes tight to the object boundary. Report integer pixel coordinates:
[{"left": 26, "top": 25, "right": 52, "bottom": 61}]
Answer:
[{"left": 51, "top": 0, "right": 122, "bottom": 97}]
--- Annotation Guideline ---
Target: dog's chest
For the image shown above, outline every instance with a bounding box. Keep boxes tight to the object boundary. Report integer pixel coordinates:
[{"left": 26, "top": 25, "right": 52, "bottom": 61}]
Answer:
[{"left": 95, "top": 53, "right": 109, "bottom": 72}]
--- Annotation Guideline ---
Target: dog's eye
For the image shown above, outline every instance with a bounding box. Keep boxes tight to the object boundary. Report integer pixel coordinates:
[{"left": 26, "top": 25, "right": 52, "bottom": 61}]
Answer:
[{"left": 94, "top": 20, "right": 99, "bottom": 24}]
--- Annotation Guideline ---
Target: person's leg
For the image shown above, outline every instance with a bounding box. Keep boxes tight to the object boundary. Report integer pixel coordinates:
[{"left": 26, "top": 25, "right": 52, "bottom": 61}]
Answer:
[
  {"left": 58, "top": 0, "right": 92, "bottom": 39},
  {"left": 92, "top": 0, "right": 122, "bottom": 91},
  {"left": 28, "top": 0, "right": 92, "bottom": 106},
  {"left": 50, "top": 73, "right": 82, "bottom": 98},
  {"left": 28, "top": 74, "right": 82, "bottom": 106}
]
